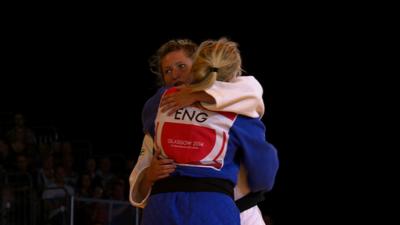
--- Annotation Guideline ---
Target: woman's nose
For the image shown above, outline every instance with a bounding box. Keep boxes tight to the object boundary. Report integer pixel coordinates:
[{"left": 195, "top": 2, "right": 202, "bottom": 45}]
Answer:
[{"left": 171, "top": 69, "right": 181, "bottom": 79}]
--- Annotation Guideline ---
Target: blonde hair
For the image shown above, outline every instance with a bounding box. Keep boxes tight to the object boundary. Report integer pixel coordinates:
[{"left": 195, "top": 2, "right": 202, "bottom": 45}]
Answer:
[{"left": 191, "top": 38, "right": 242, "bottom": 88}]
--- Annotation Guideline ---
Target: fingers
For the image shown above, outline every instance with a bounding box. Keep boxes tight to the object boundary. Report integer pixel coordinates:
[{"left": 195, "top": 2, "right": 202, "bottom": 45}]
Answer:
[
  {"left": 157, "top": 173, "right": 171, "bottom": 179},
  {"left": 161, "top": 98, "right": 181, "bottom": 115},
  {"left": 175, "top": 84, "right": 191, "bottom": 92},
  {"left": 152, "top": 149, "right": 175, "bottom": 164},
  {"left": 153, "top": 148, "right": 161, "bottom": 158},
  {"left": 167, "top": 106, "right": 180, "bottom": 116},
  {"left": 160, "top": 95, "right": 179, "bottom": 114},
  {"left": 154, "top": 160, "right": 176, "bottom": 180},
  {"left": 175, "top": 84, "right": 185, "bottom": 90},
  {"left": 160, "top": 92, "right": 179, "bottom": 107},
  {"left": 159, "top": 166, "right": 176, "bottom": 178},
  {"left": 160, "top": 94, "right": 174, "bottom": 107},
  {"left": 157, "top": 157, "right": 175, "bottom": 165},
  {"left": 161, "top": 101, "right": 177, "bottom": 113},
  {"left": 147, "top": 155, "right": 176, "bottom": 182},
  {"left": 159, "top": 164, "right": 176, "bottom": 173}
]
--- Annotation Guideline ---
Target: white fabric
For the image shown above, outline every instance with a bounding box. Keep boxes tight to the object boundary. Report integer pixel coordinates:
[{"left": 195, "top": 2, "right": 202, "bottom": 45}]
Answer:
[
  {"left": 234, "top": 163, "right": 251, "bottom": 200},
  {"left": 202, "top": 76, "right": 265, "bottom": 118},
  {"left": 129, "top": 134, "right": 154, "bottom": 208},
  {"left": 240, "top": 206, "right": 266, "bottom": 225},
  {"left": 235, "top": 164, "right": 266, "bottom": 225}
]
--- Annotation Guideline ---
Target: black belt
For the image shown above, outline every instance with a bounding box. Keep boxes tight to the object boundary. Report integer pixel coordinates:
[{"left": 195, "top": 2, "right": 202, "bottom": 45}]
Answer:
[
  {"left": 235, "top": 191, "right": 265, "bottom": 212},
  {"left": 151, "top": 176, "right": 234, "bottom": 199}
]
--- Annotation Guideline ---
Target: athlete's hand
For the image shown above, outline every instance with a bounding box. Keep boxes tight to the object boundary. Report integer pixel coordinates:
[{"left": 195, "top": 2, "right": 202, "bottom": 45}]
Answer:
[
  {"left": 144, "top": 149, "right": 176, "bottom": 184},
  {"left": 160, "top": 85, "right": 196, "bottom": 116}
]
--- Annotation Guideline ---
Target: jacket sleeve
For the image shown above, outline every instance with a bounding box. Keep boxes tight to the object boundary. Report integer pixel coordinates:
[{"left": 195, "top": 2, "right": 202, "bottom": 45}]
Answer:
[
  {"left": 129, "top": 134, "right": 154, "bottom": 208},
  {"left": 201, "top": 76, "right": 265, "bottom": 118},
  {"left": 231, "top": 116, "right": 279, "bottom": 192},
  {"left": 142, "top": 87, "right": 166, "bottom": 137}
]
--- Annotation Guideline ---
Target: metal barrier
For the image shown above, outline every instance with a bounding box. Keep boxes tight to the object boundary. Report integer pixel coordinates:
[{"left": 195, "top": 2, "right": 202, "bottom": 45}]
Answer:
[
  {"left": 41, "top": 187, "right": 72, "bottom": 225},
  {"left": 71, "top": 197, "right": 140, "bottom": 225},
  {"left": 1, "top": 173, "right": 140, "bottom": 225},
  {"left": 33, "top": 126, "right": 61, "bottom": 145},
  {"left": 0, "top": 172, "right": 38, "bottom": 225},
  {"left": 42, "top": 186, "right": 141, "bottom": 225}
]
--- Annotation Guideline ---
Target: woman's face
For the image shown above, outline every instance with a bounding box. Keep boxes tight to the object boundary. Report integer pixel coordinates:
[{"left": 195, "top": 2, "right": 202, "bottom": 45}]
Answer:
[{"left": 161, "top": 50, "right": 193, "bottom": 86}]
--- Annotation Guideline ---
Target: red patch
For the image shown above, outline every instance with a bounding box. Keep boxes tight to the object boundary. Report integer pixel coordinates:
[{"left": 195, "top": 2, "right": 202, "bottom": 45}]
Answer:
[{"left": 161, "top": 122, "right": 216, "bottom": 164}]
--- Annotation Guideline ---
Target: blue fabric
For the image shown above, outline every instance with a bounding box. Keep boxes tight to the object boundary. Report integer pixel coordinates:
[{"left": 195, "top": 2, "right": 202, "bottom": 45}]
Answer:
[
  {"left": 229, "top": 116, "right": 279, "bottom": 192},
  {"left": 142, "top": 87, "right": 166, "bottom": 137},
  {"left": 142, "top": 192, "right": 240, "bottom": 225}
]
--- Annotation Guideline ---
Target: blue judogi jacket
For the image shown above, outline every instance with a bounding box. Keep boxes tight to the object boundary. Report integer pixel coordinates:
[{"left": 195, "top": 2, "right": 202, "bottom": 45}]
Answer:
[{"left": 140, "top": 87, "right": 279, "bottom": 225}]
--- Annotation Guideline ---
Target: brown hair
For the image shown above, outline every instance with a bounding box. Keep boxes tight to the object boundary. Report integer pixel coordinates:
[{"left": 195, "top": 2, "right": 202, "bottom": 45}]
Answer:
[{"left": 149, "top": 39, "right": 197, "bottom": 86}]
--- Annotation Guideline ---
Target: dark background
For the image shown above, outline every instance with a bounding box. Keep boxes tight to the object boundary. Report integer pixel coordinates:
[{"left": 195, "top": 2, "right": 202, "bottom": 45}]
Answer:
[{"left": 2, "top": 14, "right": 350, "bottom": 224}]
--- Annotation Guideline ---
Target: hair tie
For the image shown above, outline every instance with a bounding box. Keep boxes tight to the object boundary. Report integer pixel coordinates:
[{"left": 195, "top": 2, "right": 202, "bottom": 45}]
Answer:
[{"left": 209, "top": 67, "right": 219, "bottom": 73}]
